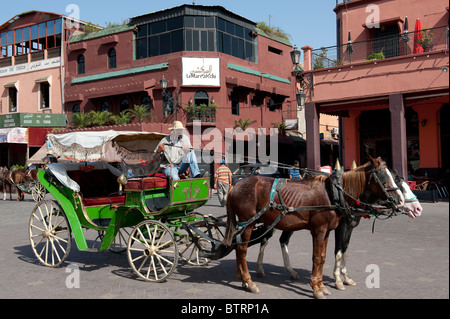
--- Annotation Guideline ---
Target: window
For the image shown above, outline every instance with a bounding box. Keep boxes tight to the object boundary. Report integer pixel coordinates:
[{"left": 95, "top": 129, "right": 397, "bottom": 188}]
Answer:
[
  {"left": 120, "top": 98, "right": 129, "bottom": 112},
  {"left": 194, "top": 90, "right": 209, "bottom": 106},
  {"left": 134, "top": 13, "right": 256, "bottom": 62},
  {"left": 141, "top": 95, "right": 151, "bottom": 113},
  {"left": 9, "top": 87, "right": 18, "bottom": 112},
  {"left": 231, "top": 93, "right": 240, "bottom": 116},
  {"left": 108, "top": 48, "right": 116, "bottom": 69},
  {"left": 40, "top": 82, "right": 50, "bottom": 109},
  {"left": 77, "top": 54, "right": 85, "bottom": 74},
  {"left": 72, "top": 104, "right": 80, "bottom": 113},
  {"left": 100, "top": 101, "right": 109, "bottom": 112}
]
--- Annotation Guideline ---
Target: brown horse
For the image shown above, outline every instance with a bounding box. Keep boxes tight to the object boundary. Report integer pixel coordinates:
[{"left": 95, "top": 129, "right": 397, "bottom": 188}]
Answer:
[
  {"left": 224, "top": 156, "right": 404, "bottom": 299},
  {"left": 3, "top": 168, "right": 31, "bottom": 201}
]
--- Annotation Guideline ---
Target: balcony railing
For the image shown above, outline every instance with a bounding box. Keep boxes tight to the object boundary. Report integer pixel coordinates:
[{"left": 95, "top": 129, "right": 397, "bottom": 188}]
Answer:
[
  {"left": 311, "top": 26, "right": 448, "bottom": 69},
  {"left": 186, "top": 106, "right": 217, "bottom": 123}
]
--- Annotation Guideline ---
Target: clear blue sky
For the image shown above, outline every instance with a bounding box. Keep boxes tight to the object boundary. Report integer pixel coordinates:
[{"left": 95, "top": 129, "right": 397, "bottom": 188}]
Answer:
[{"left": 1, "top": 0, "right": 338, "bottom": 54}]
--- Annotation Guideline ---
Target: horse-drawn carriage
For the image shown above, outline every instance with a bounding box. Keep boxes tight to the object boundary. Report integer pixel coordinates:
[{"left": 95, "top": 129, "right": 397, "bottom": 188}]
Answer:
[
  {"left": 1, "top": 167, "right": 47, "bottom": 202},
  {"left": 29, "top": 130, "right": 421, "bottom": 298},
  {"left": 29, "top": 131, "right": 225, "bottom": 282}
]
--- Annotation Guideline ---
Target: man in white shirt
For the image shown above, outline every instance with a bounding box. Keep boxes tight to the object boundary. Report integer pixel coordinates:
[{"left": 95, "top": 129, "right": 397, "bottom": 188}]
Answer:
[{"left": 155, "top": 121, "right": 202, "bottom": 180}]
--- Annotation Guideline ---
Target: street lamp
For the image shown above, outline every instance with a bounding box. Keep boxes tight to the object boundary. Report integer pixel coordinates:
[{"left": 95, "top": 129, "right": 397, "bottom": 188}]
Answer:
[
  {"left": 160, "top": 75, "right": 178, "bottom": 119},
  {"left": 160, "top": 75, "right": 168, "bottom": 93},
  {"left": 290, "top": 45, "right": 301, "bottom": 65},
  {"left": 296, "top": 91, "right": 306, "bottom": 111}
]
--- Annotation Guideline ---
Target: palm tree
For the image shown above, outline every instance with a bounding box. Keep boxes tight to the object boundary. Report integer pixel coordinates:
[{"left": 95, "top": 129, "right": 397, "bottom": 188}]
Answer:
[
  {"left": 111, "top": 109, "right": 133, "bottom": 125},
  {"left": 89, "top": 110, "right": 112, "bottom": 126},
  {"left": 72, "top": 111, "right": 92, "bottom": 128},
  {"left": 131, "top": 104, "right": 154, "bottom": 124},
  {"left": 233, "top": 118, "right": 257, "bottom": 130}
]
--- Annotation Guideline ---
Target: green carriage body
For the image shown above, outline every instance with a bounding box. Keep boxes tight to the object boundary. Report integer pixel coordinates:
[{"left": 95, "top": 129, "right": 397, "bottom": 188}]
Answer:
[{"left": 37, "top": 163, "right": 209, "bottom": 253}]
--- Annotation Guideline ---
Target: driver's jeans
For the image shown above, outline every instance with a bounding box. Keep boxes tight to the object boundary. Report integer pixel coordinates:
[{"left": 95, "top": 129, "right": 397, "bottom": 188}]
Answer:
[{"left": 163, "top": 151, "right": 201, "bottom": 180}]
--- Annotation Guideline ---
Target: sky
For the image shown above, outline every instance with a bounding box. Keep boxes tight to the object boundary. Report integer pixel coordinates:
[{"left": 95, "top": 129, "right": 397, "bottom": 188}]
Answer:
[{"left": 1, "top": 0, "right": 338, "bottom": 54}]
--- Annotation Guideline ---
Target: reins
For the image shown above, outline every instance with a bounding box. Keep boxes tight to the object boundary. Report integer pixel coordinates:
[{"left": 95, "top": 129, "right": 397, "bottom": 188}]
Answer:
[{"left": 233, "top": 165, "right": 405, "bottom": 245}]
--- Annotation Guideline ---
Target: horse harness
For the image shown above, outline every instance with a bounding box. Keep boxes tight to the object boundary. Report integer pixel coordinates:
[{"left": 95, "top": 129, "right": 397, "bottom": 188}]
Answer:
[{"left": 235, "top": 166, "right": 402, "bottom": 245}]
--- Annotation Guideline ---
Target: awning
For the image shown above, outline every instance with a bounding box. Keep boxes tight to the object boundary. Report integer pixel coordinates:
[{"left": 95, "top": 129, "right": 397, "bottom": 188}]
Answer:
[
  {"left": 27, "top": 143, "right": 49, "bottom": 165},
  {"left": 4, "top": 81, "right": 17, "bottom": 88}
]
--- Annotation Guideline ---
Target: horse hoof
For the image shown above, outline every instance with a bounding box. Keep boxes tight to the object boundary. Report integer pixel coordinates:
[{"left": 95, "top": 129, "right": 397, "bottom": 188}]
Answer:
[
  {"left": 335, "top": 281, "right": 346, "bottom": 290},
  {"left": 345, "top": 279, "right": 356, "bottom": 286},
  {"left": 313, "top": 291, "right": 327, "bottom": 299},
  {"left": 321, "top": 287, "right": 331, "bottom": 296},
  {"left": 257, "top": 271, "right": 266, "bottom": 278},
  {"left": 243, "top": 282, "right": 260, "bottom": 294},
  {"left": 290, "top": 272, "right": 300, "bottom": 280}
]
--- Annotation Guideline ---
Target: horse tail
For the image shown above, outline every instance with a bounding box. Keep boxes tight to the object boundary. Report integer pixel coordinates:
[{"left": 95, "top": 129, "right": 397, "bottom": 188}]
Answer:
[{"left": 224, "top": 184, "right": 236, "bottom": 247}]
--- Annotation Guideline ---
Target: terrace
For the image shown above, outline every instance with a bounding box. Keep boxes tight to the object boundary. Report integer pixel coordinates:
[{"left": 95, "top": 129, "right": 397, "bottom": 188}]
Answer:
[{"left": 310, "top": 26, "right": 448, "bottom": 69}]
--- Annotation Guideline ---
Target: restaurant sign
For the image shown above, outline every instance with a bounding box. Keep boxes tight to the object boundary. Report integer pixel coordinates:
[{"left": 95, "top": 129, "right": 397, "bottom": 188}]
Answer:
[
  {"left": 0, "top": 113, "right": 67, "bottom": 128},
  {"left": 182, "top": 57, "right": 220, "bottom": 87}
]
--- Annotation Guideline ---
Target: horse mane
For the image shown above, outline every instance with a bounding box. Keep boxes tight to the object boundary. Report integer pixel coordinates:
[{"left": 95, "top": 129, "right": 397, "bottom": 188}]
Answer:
[
  {"left": 311, "top": 175, "right": 328, "bottom": 188},
  {"left": 342, "top": 163, "right": 370, "bottom": 199}
]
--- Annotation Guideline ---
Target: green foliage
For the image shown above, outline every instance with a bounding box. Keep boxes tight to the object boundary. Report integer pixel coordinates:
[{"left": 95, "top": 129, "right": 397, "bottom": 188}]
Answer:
[
  {"left": 256, "top": 21, "right": 291, "bottom": 42},
  {"left": 111, "top": 109, "right": 133, "bottom": 125},
  {"left": 367, "top": 52, "right": 385, "bottom": 61},
  {"left": 89, "top": 110, "right": 112, "bottom": 126},
  {"left": 131, "top": 104, "right": 154, "bottom": 124},
  {"left": 72, "top": 111, "right": 92, "bottom": 128},
  {"left": 233, "top": 118, "right": 257, "bottom": 130}
]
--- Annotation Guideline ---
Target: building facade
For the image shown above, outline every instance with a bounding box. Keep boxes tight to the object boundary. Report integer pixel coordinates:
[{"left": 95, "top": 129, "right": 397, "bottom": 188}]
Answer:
[
  {"left": 63, "top": 5, "right": 298, "bottom": 172},
  {"left": 302, "top": 0, "right": 449, "bottom": 186},
  {"left": 0, "top": 11, "right": 85, "bottom": 166}
]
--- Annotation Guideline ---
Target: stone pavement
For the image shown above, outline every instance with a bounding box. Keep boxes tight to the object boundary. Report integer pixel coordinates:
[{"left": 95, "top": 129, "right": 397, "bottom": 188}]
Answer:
[{"left": 0, "top": 192, "right": 448, "bottom": 302}]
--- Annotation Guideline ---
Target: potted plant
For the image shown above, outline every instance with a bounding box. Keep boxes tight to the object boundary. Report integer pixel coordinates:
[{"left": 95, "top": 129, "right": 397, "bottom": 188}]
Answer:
[{"left": 417, "top": 30, "right": 434, "bottom": 52}]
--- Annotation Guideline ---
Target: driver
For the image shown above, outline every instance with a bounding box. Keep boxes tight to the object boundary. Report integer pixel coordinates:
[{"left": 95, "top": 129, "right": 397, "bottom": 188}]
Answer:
[{"left": 155, "top": 121, "right": 202, "bottom": 180}]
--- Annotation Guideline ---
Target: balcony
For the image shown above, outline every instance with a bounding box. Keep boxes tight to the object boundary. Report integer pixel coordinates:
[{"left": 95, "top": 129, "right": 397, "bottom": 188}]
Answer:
[
  {"left": 302, "top": 25, "right": 449, "bottom": 105},
  {"left": 186, "top": 105, "right": 217, "bottom": 124},
  {"left": 311, "top": 26, "right": 448, "bottom": 69}
]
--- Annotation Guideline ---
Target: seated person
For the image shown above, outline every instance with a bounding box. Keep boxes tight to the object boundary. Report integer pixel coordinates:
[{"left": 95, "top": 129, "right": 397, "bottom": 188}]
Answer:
[{"left": 155, "top": 121, "right": 202, "bottom": 181}]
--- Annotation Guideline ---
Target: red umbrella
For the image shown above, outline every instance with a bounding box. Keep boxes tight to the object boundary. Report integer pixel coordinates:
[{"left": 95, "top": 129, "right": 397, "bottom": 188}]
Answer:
[{"left": 413, "top": 18, "right": 423, "bottom": 54}]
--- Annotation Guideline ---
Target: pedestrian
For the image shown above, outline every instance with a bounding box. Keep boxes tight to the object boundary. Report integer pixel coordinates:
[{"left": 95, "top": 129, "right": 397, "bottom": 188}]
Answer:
[
  {"left": 214, "top": 158, "right": 232, "bottom": 207},
  {"left": 289, "top": 160, "right": 303, "bottom": 181},
  {"left": 155, "top": 121, "right": 202, "bottom": 180}
]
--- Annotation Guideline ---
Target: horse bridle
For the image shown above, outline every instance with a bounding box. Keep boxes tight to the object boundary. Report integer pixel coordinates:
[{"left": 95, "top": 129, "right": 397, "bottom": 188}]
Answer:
[{"left": 365, "top": 164, "right": 402, "bottom": 210}]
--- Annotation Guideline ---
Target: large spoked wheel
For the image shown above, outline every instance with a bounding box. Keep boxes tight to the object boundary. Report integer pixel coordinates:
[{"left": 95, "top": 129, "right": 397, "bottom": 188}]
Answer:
[
  {"left": 127, "top": 220, "right": 178, "bottom": 282},
  {"left": 31, "top": 182, "right": 47, "bottom": 202},
  {"left": 109, "top": 227, "right": 133, "bottom": 254},
  {"left": 29, "top": 200, "right": 71, "bottom": 268},
  {"left": 177, "top": 220, "right": 224, "bottom": 266}
]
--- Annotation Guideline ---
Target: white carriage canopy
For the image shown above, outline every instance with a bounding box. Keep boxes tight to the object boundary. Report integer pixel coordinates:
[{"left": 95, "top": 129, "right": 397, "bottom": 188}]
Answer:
[{"left": 47, "top": 130, "right": 166, "bottom": 162}]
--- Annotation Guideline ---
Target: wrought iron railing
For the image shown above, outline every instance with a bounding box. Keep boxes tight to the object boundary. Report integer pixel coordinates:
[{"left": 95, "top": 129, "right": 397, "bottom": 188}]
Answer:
[
  {"left": 186, "top": 106, "right": 217, "bottom": 123},
  {"left": 311, "top": 26, "right": 448, "bottom": 69}
]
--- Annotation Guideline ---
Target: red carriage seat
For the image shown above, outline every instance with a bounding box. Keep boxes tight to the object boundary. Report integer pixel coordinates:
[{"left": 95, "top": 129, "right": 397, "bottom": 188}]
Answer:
[
  {"left": 125, "top": 173, "right": 168, "bottom": 191},
  {"left": 82, "top": 195, "right": 126, "bottom": 207}
]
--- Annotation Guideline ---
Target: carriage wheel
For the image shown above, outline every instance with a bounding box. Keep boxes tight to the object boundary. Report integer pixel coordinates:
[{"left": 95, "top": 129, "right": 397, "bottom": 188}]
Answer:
[
  {"left": 177, "top": 220, "right": 224, "bottom": 266},
  {"left": 32, "top": 182, "right": 46, "bottom": 202},
  {"left": 109, "top": 227, "right": 132, "bottom": 254},
  {"left": 127, "top": 220, "right": 178, "bottom": 282},
  {"left": 29, "top": 200, "right": 71, "bottom": 268}
]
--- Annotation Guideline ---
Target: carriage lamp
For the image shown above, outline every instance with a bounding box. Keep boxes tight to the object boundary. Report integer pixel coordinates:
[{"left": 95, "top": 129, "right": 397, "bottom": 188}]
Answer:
[{"left": 117, "top": 174, "right": 128, "bottom": 194}]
